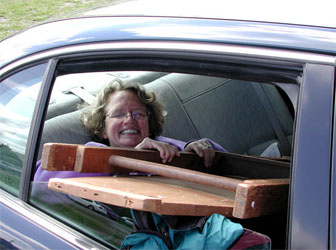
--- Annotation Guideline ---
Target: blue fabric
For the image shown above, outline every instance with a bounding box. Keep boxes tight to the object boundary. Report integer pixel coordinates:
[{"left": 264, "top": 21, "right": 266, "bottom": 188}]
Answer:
[
  {"left": 121, "top": 213, "right": 243, "bottom": 250},
  {"left": 122, "top": 233, "right": 169, "bottom": 250}
]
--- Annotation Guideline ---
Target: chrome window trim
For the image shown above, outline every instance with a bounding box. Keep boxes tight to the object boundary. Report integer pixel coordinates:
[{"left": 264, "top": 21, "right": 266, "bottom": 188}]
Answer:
[
  {"left": 19, "top": 59, "right": 57, "bottom": 201},
  {"left": 0, "top": 41, "right": 335, "bottom": 77},
  {"left": 0, "top": 189, "right": 110, "bottom": 250}
]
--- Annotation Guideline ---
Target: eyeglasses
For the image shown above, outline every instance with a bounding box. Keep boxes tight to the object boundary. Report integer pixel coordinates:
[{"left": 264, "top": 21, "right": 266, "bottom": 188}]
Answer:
[{"left": 106, "top": 110, "right": 149, "bottom": 121}]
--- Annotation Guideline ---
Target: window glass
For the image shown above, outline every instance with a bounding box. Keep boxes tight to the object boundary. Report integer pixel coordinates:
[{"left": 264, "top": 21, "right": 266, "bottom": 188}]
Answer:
[
  {"left": 30, "top": 182, "right": 133, "bottom": 248},
  {"left": 30, "top": 71, "right": 135, "bottom": 248},
  {"left": 30, "top": 69, "right": 297, "bottom": 249},
  {"left": 0, "top": 63, "right": 47, "bottom": 196}
]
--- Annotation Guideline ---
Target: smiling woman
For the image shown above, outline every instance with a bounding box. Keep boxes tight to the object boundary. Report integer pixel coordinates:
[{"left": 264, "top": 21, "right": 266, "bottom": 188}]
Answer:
[
  {"left": 80, "top": 79, "right": 162, "bottom": 147},
  {"left": 34, "top": 77, "right": 226, "bottom": 184},
  {"left": 102, "top": 90, "right": 152, "bottom": 148}
]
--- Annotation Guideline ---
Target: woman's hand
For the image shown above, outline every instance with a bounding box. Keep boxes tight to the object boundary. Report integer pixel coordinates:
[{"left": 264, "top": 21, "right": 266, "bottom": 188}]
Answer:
[
  {"left": 135, "top": 137, "right": 180, "bottom": 163},
  {"left": 184, "top": 139, "right": 215, "bottom": 167}
]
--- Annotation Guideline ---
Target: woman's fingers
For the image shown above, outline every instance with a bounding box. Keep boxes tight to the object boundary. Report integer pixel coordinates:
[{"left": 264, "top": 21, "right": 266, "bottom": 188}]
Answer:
[
  {"left": 156, "top": 141, "right": 180, "bottom": 163},
  {"left": 184, "top": 139, "right": 214, "bottom": 167},
  {"left": 136, "top": 138, "right": 215, "bottom": 166},
  {"left": 135, "top": 137, "right": 180, "bottom": 163},
  {"left": 203, "top": 146, "right": 215, "bottom": 167}
]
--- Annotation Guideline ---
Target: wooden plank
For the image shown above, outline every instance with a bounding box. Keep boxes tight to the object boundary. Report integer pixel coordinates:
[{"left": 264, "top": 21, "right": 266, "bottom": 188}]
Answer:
[
  {"left": 41, "top": 143, "right": 290, "bottom": 179},
  {"left": 48, "top": 176, "right": 235, "bottom": 217},
  {"left": 109, "top": 155, "right": 242, "bottom": 192},
  {"left": 215, "top": 153, "right": 290, "bottom": 179},
  {"left": 41, "top": 143, "right": 78, "bottom": 171},
  {"left": 43, "top": 143, "right": 290, "bottom": 218},
  {"left": 233, "top": 179, "right": 289, "bottom": 219},
  {"left": 74, "top": 144, "right": 178, "bottom": 174},
  {"left": 47, "top": 175, "right": 288, "bottom": 218}
]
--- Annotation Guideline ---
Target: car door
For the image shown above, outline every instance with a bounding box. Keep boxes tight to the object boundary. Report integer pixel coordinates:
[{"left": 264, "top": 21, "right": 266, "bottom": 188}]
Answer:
[{"left": 1, "top": 32, "right": 335, "bottom": 250}]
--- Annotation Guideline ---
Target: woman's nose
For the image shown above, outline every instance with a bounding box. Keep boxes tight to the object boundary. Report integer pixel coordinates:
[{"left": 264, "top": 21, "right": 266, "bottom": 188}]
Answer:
[{"left": 124, "top": 112, "right": 135, "bottom": 121}]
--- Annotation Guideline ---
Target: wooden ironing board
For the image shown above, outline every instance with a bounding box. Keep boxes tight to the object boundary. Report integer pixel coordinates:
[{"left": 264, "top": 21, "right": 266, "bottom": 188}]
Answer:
[{"left": 43, "top": 143, "right": 290, "bottom": 219}]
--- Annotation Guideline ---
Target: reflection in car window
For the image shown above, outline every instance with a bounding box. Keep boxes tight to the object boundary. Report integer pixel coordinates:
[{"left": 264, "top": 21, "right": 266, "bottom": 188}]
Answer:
[
  {"left": 30, "top": 182, "right": 132, "bottom": 248},
  {"left": 30, "top": 71, "right": 135, "bottom": 248},
  {"left": 0, "top": 63, "right": 47, "bottom": 196}
]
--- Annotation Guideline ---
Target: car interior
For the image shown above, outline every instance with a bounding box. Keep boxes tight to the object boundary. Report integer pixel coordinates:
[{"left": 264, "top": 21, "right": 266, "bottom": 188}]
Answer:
[
  {"left": 28, "top": 57, "right": 300, "bottom": 249},
  {"left": 39, "top": 72, "right": 295, "bottom": 159}
]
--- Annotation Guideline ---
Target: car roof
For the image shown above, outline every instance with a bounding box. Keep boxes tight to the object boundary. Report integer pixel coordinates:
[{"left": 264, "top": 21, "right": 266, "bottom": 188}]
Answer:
[
  {"left": 0, "top": 0, "right": 335, "bottom": 70},
  {"left": 84, "top": 0, "right": 336, "bottom": 29}
]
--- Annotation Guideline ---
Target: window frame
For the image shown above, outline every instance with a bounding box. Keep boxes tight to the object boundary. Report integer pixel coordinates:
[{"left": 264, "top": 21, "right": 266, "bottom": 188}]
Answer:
[
  {"left": 330, "top": 66, "right": 336, "bottom": 249},
  {"left": 288, "top": 63, "right": 335, "bottom": 249},
  {"left": 18, "top": 59, "right": 58, "bottom": 201}
]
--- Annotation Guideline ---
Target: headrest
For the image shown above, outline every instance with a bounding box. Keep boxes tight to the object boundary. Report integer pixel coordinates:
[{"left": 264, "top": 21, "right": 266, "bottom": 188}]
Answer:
[{"left": 38, "top": 110, "right": 92, "bottom": 158}]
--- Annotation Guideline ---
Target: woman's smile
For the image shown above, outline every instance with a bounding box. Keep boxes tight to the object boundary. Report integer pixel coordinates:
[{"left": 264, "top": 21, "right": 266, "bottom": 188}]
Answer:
[
  {"left": 103, "top": 90, "right": 149, "bottom": 148},
  {"left": 120, "top": 129, "right": 140, "bottom": 135}
]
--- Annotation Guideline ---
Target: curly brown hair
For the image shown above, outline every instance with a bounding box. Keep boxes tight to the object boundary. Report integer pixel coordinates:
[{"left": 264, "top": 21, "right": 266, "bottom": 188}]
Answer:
[{"left": 80, "top": 79, "right": 165, "bottom": 144}]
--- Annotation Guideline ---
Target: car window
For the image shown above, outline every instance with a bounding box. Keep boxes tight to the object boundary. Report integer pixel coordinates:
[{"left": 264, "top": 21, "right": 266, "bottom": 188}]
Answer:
[
  {"left": 0, "top": 63, "right": 47, "bottom": 196},
  {"left": 30, "top": 71, "right": 169, "bottom": 248},
  {"left": 30, "top": 182, "right": 133, "bottom": 248},
  {"left": 29, "top": 63, "right": 298, "bottom": 249},
  {"left": 30, "top": 71, "right": 141, "bottom": 248}
]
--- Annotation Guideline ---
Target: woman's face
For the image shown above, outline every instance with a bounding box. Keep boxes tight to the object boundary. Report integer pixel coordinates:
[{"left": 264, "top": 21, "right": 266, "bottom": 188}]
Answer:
[{"left": 103, "top": 90, "right": 149, "bottom": 148}]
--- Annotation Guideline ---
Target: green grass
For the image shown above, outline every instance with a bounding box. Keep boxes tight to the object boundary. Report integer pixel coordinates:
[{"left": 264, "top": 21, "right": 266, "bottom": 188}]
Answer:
[
  {"left": 0, "top": 0, "right": 116, "bottom": 40},
  {"left": 0, "top": 145, "right": 23, "bottom": 196}
]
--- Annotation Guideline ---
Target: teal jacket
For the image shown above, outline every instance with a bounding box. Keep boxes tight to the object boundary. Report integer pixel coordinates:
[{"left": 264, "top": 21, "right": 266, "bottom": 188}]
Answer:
[{"left": 121, "top": 213, "right": 243, "bottom": 250}]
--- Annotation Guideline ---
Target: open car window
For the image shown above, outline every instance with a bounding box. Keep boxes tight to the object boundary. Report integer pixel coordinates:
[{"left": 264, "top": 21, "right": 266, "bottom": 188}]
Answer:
[{"left": 29, "top": 56, "right": 300, "bottom": 249}]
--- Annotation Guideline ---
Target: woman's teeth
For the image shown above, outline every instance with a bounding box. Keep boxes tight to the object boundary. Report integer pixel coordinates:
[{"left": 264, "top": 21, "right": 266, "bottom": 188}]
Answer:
[{"left": 121, "top": 129, "right": 138, "bottom": 135}]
